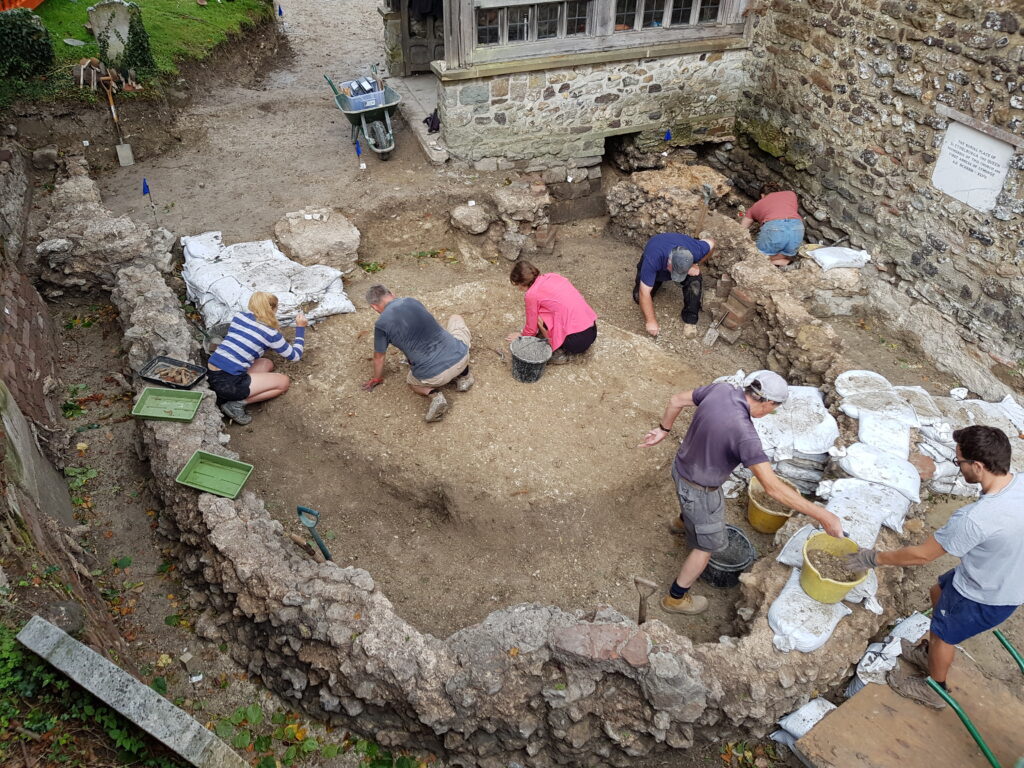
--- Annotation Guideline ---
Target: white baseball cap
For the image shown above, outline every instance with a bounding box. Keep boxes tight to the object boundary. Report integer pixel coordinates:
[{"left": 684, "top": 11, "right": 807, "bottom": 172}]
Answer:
[{"left": 744, "top": 370, "right": 789, "bottom": 403}]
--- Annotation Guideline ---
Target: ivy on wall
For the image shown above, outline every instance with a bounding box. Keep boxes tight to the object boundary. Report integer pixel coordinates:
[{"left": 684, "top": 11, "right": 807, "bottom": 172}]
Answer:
[
  {"left": 0, "top": 8, "right": 55, "bottom": 78},
  {"left": 95, "top": 1, "right": 155, "bottom": 73}
]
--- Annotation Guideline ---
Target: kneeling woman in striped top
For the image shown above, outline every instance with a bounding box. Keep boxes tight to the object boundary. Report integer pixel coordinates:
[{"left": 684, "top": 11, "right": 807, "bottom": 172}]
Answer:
[{"left": 206, "top": 292, "right": 308, "bottom": 425}]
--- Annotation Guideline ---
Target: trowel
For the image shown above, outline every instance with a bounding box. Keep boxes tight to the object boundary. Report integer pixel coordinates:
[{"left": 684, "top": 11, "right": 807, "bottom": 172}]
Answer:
[{"left": 297, "top": 505, "right": 333, "bottom": 561}]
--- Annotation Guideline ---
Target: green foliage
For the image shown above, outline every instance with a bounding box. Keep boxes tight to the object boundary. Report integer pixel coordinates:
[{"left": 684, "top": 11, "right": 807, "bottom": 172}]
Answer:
[
  {"left": 0, "top": 9, "right": 54, "bottom": 78},
  {"left": 358, "top": 260, "right": 386, "bottom": 273},
  {"left": 0, "top": 623, "right": 186, "bottom": 766},
  {"left": 121, "top": 6, "right": 156, "bottom": 73},
  {"left": 64, "top": 466, "right": 99, "bottom": 490}
]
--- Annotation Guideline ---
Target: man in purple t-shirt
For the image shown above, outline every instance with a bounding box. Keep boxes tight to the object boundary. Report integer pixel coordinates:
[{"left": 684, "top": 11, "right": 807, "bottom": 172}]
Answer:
[{"left": 640, "top": 371, "right": 843, "bottom": 615}]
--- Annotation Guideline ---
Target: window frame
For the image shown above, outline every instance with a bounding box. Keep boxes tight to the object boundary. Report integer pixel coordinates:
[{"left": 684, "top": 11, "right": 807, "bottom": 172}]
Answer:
[{"left": 448, "top": 0, "right": 748, "bottom": 69}]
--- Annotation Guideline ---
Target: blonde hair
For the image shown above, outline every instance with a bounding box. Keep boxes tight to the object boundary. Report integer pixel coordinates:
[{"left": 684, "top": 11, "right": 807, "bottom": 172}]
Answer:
[{"left": 248, "top": 292, "right": 280, "bottom": 329}]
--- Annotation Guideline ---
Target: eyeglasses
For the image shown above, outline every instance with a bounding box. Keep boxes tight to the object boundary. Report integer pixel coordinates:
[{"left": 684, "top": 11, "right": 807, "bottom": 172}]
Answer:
[{"left": 952, "top": 458, "right": 975, "bottom": 468}]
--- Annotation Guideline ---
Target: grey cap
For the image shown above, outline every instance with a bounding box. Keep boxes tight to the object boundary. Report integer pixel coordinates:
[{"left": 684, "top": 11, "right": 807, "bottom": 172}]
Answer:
[
  {"left": 669, "top": 247, "right": 695, "bottom": 282},
  {"left": 744, "top": 370, "right": 789, "bottom": 403}
]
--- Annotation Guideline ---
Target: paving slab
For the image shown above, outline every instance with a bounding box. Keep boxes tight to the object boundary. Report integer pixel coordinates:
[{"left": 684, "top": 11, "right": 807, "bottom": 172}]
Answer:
[
  {"left": 17, "top": 616, "right": 247, "bottom": 768},
  {"left": 390, "top": 73, "right": 449, "bottom": 164},
  {"left": 797, "top": 656, "right": 1024, "bottom": 767}
]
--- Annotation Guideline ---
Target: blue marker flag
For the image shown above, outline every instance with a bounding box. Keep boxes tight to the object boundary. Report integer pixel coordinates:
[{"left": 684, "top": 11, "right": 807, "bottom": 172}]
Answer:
[
  {"left": 142, "top": 178, "right": 150, "bottom": 196},
  {"left": 355, "top": 139, "right": 362, "bottom": 157},
  {"left": 664, "top": 129, "right": 672, "bottom": 141},
  {"left": 277, "top": 4, "right": 282, "bottom": 15}
]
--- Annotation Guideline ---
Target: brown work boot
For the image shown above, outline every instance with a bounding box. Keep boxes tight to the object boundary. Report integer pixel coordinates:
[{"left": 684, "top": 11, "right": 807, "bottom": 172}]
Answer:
[
  {"left": 667, "top": 516, "right": 686, "bottom": 536},
  {"left": 900, "top": 638, "right": 931, "bottom": 672},
  {"left": 660, "top": 593, "right": 709, "bottom": 615},
  {"left": 424, "top": 392, "right": 449, "bottom": 422},
  {"left": 886, "top": 666, "right": 946, "bottom": 710}
]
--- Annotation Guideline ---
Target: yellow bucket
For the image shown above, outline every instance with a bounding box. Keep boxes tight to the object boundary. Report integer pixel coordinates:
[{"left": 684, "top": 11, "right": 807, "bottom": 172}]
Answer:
[
  {"left": 800, "top": 532, "right": 869, "bottom": 604},
  {"left": 746, "top": 475, "right": 797, "bottom": 534}
]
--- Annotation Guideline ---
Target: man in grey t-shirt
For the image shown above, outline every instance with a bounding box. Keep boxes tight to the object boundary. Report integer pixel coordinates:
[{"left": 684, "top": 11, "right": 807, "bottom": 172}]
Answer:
[
  {"left": 846, "top": 425, "right": 1022, "bottom": 710},
  {"left": 361, "top": 285, "right": 473, "bottom": 422},
  {"left": 639, "top": 371, "right": 843, "bottom": 616}
]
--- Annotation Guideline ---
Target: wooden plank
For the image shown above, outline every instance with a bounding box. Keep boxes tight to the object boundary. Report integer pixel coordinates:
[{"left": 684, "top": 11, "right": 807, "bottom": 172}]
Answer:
[{"left": 797, "top": 660, "right": 1024, "bottom": 768}]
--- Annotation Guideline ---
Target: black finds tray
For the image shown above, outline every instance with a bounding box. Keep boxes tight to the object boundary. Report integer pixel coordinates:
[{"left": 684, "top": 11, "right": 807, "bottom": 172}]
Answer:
[{"left": 139, "top": 356, "right": 206, "bottom": 390}]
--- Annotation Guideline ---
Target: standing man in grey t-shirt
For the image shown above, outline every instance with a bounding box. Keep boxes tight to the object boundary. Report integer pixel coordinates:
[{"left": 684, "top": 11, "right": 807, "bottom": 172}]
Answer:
[
  {"left": 845, "top": 425, "right": 1023, "bottom": 710},
  {"left": 361, "top": 285, "right": 473, "bottom": 422},
  {"left": 639, "top": 371, "right": 843, "bottom": 616}
]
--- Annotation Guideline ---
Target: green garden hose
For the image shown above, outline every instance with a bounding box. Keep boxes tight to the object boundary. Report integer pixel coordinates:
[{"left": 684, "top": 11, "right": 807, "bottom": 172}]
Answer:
[
  {"left": 993, "top": 630, "right": 1024, "bottom": 677},
  {"left": 925, "top": 678, "right": 1001, "bottom": 768}
]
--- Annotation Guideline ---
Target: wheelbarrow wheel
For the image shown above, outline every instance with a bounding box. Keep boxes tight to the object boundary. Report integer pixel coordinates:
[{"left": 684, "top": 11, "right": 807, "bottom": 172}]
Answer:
[{"left": 368, "top": 120, "right": 391, "bottom": 161}]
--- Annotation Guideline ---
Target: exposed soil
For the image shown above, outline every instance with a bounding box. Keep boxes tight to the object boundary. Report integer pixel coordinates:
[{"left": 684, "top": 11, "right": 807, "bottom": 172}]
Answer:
[
  {"left": 752, "top": 487, "right": 792, "bottom": 518},
  {"left": 807, "top": 549, "right": 860, "bottom": 583}
]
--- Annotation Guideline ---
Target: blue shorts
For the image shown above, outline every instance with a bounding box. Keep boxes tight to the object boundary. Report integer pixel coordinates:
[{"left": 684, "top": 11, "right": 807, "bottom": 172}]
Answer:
[
  {"left": 930, "top": 569, "right": 1017, "bottom": 645},
  {"left": 756, "top": 219, "right": 804, "bottom": 257}
]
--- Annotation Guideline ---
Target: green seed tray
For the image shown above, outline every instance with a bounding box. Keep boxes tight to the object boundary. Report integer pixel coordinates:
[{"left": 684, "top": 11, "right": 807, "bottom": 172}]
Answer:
[
  {"left": 131, "top": 387, "right": 205, "bottom": 422},
  {"left": 175, "top": 450, "right": 253, "bottom": 499}
]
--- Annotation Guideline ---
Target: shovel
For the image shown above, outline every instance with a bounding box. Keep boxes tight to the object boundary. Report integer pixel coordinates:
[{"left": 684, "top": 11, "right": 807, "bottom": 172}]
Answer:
[
  {"left": 695, "top": 183, "right": 713, "bottom": 234},
  {"left": 100, "top": 77, "right": 134, "bottom": 166},
  {"left": 297, "top": 506, "right": 333, "bottom": 561}
]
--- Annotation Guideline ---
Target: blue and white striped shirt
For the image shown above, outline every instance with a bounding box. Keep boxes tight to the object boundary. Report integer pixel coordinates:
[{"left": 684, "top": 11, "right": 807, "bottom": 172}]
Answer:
[{"left": 207, "top": 312, "right": 305, "bottom": 375}]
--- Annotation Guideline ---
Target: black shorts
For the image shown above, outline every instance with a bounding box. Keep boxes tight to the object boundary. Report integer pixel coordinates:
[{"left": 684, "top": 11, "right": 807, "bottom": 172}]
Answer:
[
  {"left": 207, "top": 369, "right": 251, "bottom": 405},
  {"left": 560, "top": 323, "right": 597, "bottom": 354}
]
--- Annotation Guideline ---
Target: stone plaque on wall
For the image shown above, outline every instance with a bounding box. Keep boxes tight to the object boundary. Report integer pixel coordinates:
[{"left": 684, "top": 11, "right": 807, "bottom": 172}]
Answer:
[{"left": 931, "top": 121, "right": 1013, "bottom": 213}]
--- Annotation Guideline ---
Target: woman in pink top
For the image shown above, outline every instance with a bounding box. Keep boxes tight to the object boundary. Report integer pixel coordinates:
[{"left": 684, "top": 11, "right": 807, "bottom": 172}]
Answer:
[
  {"left": 506, "top": 261, "right": 598, "bottom": 364},
  {"left": 741, "top": 182, "right": 804, "bottom": 267}
]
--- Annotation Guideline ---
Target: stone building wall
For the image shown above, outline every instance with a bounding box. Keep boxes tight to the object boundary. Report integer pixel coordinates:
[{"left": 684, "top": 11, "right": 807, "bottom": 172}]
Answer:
[
  {"left": 110, "top": 261, "right": 914, "bottom": 767},
  {"left": 724, "top": 0, "right": 1023, "bottom": 396},
  {"left": 438, "top": 50, "right": 748, "bottom": 171},
  {"left": 0, "top": 145, "right": 58, "bottom": 426}
]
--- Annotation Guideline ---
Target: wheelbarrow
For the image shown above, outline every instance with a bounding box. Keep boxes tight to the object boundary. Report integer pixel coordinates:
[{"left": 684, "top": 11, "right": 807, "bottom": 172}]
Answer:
[{"left": 324, "top": 73, "right": 402, "bottom": 161}]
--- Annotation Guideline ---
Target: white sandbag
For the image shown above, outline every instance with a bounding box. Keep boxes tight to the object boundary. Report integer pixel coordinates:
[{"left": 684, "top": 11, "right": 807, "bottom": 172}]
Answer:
[
  {"left": 950, "top": 387, "right": 968, "bottom": 400},
  {"left": 845, "top": 675, "right": 866, "bottom": 698},
  {"left": 893, "top": 385, "right": 943, "bottom": 425},
  {"left": 777, "top": 525, "right": 816, "bottom": 568},
  {"left": 755, "top": 385, "right": 840, "bottom": 459},
  {"left": 834, "top": 370, "right": 892, "bottom": 397},
  {"left": 840, "top": 390, "right": 920, "bottom": 427},
  {"left": 826, "top": 477, "right": 911, "bottom": 534},
  {"left": 998, "top": 394, "right": 1024, "bottom": 432},
  {"left": 887, "top": 612, "right": 932, "bottom": 644},
  {"left": 836, "top": 443, "right": 921, "bottom": 503},
  {"left": 769, "top": 569, "right": 852, "bottom": 653},
  {"left": 962, "top": 399, "right": 1019, "bottom": 436},
  {"left": 854, "top": 640, "right": 899, "bottom": 685},
  {"left": 769, "top": 731, "right": 816, "bottom": 768},
  {"left": 857, "top": 411, "right": 911, "bottom": 459},
  {"left": 777, "top": 697, "right": 837, "bottom": 739},
  {"left": 930, "top": 476, "right": 980, "bottom": 498},
  {"left": 844, "top": 569, "right": 882, "bottom": 614},
  {"left": 181, "top": 231, "right": 356, "bottom": 330},
  {"left": 810, "top": 246, "right": 871, "bottom": 271}
]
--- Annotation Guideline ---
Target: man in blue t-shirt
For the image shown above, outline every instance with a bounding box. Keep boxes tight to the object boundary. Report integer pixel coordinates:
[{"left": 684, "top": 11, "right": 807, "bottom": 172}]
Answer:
[
  {"left": 632, "top": 232, "right": 716, "bottom": 339},
  {"left": 845, "top": 425, "right": 1022, "bottom": 710},
  {"left": 361, "top": 285, "right": 473, "bottom": 423},
  {"left": 639, "top": 371, "right": 843, "bottom": 616}
]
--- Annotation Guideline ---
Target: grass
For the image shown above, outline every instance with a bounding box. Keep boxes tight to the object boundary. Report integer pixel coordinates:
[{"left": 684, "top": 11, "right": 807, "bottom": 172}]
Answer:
[{"left": 0, "top": 0, "right": 273, "bottom": 107}]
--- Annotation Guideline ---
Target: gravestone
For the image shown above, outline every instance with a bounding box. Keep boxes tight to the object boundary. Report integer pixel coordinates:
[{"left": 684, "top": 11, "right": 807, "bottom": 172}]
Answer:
[{"left": 88, "top": 0, "right": 133, "bottom": 63}]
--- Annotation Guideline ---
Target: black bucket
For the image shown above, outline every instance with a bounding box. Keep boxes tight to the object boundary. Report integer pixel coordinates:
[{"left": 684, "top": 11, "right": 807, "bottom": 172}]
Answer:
[
  {"left": 509, "top": 337, "right": 552, "bottom": 383},
  {"left": 700, "top": 525, "right": 756, "bottom": 588}
]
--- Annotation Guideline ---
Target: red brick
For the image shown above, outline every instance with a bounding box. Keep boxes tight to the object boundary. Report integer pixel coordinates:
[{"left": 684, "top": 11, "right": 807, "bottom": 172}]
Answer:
[{"left": 729, "top": 287, "right": 757, "bottom": 307}]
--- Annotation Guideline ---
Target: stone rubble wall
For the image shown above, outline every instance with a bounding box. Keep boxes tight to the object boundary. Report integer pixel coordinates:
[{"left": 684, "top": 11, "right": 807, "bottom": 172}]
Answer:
[
  {"left": 725, "top": 0, "right": 1024, "bottom": 398},
  {"left": 110, "top": 262, "right": 910, "bottom": 766},
  {"left": 33, "top": 157, "right": 175, "bottom": 293},
  {"left": 438, "top": 50, "right": 747, "bottom": 172}
]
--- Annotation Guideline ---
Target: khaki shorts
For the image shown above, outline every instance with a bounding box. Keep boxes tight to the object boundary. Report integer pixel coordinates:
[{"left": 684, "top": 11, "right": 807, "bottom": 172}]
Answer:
[
  {"left": 407, "top": 315, "right": 471, "bottom": 388},
  {"left": 672, "top": 465, "right": 728, "bottom": 553}
]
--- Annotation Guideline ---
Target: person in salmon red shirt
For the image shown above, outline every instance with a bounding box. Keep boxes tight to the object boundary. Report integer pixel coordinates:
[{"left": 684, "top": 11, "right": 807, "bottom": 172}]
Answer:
[
  {"left": 506, "top": 261, "right": 598, "bottom": 364},
  {"left": 740, "top": 182, "right": 804, "bottom": 267}
]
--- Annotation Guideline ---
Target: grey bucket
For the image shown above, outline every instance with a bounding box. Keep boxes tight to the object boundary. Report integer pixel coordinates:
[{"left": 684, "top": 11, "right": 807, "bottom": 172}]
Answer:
[{"left": 509, "top": 336, "right": 552, "bottom": 383}]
